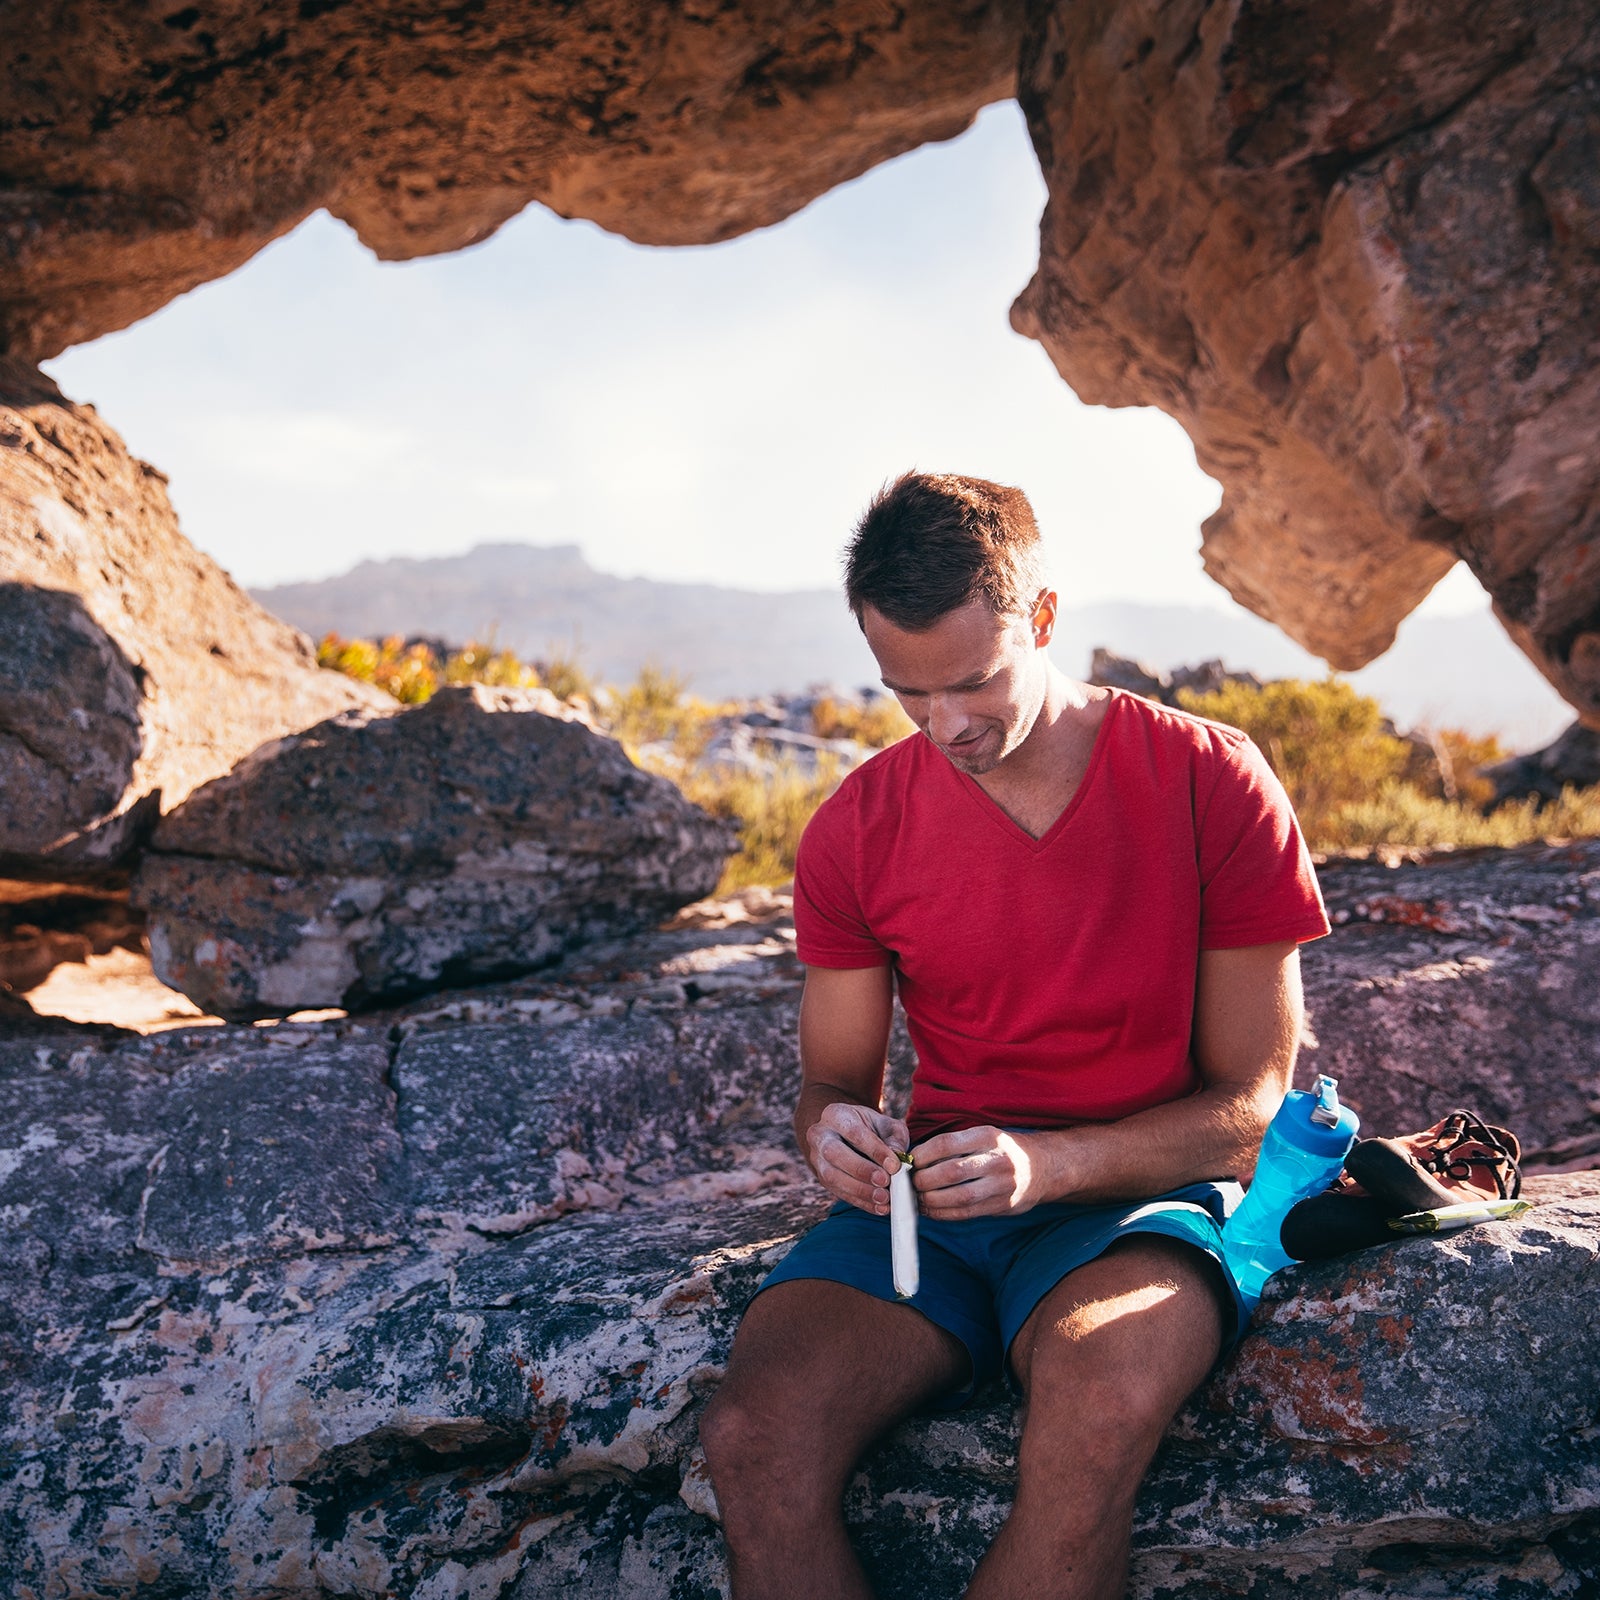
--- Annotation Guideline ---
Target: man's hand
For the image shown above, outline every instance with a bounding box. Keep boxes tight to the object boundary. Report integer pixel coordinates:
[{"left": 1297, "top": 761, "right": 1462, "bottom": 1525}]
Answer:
[
  {"left": 807, "top": 1101, "right": 910, "bottom": 1215},
  {"left": 912, "top": 1126, "right": 1052, "bottom": 1218}
]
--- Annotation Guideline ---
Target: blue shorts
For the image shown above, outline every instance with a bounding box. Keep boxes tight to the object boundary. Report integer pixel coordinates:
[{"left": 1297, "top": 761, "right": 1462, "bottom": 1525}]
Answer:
[{"left": 756, "top": 1181, "right": 1247, "bottom": 1407}]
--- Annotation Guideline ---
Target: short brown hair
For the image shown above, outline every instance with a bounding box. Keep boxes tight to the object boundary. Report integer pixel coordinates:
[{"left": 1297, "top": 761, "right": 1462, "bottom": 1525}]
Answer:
[{"left": 844, "top": 472, "right": 1046, "bottom": 630}]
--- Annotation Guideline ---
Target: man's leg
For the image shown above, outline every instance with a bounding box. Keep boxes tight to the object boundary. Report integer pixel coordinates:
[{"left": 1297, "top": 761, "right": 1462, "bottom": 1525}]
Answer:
[
  {"left": 964, "top": 1237, "right": 1227, "bottom": 1600},
  {"left": 701, "top": 1279, "right": 969, "bottom": 1600}
]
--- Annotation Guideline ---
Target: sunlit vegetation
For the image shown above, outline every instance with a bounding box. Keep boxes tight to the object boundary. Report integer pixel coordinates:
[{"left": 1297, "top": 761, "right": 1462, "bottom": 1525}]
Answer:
[
  {"left": 1176, "top": 677, "right": 1600, "bottom": 852},
  {"left": 600, "top": 665, "right": 728, "bottom": 762},
  {"left": 676, "top": 757, "right": 849, "bottom": 892},
  {"left": 811, "top": 693, "right": 916, "bottom": 748},
  {"left": 316, "top": 633, "right": 539, "bottom": 702},
  {"left": 320, "top": 637, "right": 1599, "bottom": 887}
]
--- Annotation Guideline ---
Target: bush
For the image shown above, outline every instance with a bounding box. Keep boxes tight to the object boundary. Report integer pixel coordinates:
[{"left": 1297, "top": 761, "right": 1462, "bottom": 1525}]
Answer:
[
  {"left": 811, "top": 694, "right": 914, "bottom": 748},
  {"left": 318, "top": 634, "right": 440, "bottom": 704},
  {"left": 675, "top": 756, "right": 846, "bottom": 893},
  {"left": 1326, "top": 780, "right": 1600, "bottom": 851},
  {"left": 1176, "top": 678, "right": 1413, "bottom": 841},
  {"left": 442, "top": 641, "right": 539, "bottom": 692},
  {"left": 534, "top": 650, "right": 595, "bottom": 705},
  {"left": 605, "top": 665, "right": 724, "bottom": 761},
  {"left": 1177, "top": 676, "right": 1600, "bottom": 852}
]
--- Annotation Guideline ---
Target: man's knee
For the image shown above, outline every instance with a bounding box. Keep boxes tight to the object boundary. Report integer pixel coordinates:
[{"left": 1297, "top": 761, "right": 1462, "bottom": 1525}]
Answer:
[{"left": 1013, "top": 1238, "right": 1225, "bottom": 1453}]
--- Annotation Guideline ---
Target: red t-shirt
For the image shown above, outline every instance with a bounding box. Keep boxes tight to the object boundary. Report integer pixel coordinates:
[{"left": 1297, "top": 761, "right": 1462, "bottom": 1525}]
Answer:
[{"left": 793, "top": 690, "right": 1330, "bottom": 1143}]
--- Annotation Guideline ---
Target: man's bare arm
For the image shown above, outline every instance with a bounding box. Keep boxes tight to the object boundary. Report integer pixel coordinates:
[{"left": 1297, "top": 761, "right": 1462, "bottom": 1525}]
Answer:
[
  {"left": 795, "top": 963, "right": 907, "bottom": 1215},
  {"left": 913, "top": 941, "right": 1305, "bottom": 1218}
]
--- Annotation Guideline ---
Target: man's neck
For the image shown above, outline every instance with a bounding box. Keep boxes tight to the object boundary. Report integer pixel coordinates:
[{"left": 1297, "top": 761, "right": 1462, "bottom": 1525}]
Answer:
[{"left": 971, "top": 671, "right": 1111, "bottom": 839}]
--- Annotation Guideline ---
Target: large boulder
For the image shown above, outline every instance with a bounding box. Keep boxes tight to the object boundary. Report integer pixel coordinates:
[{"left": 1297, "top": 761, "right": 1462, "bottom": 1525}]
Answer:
[
  {"left": 131, "top": 685, "right": 737, "bottom": 1019},
  {"left": 0, "top": 359, "right": 386, "bottom": 877},
  {"left": 2, "top": 861, "right": 1598, "bottom": 1596},
  {"left": 1013, "top": 1, "right": 1600, "bottom": 724},
  {"left": 1485, "top": 720, "right": 1600, "bottom": 806}
]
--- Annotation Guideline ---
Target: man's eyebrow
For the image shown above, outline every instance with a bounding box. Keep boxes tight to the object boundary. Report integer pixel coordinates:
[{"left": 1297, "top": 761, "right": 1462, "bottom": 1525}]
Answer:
[{"left": 880, "top": 670, "right": 994, "bottom": 695}]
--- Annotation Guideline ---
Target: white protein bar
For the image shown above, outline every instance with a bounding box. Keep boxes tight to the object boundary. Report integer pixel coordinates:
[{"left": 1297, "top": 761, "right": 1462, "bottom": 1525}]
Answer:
[{"left": 890, "top": 1154, "right": 919, "bottom": 1300}]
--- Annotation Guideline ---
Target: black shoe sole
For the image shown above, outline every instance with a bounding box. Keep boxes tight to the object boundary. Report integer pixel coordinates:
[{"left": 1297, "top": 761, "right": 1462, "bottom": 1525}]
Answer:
[{"left": 1280, "top": 1192, "right": 1395, "bottom": 1261}]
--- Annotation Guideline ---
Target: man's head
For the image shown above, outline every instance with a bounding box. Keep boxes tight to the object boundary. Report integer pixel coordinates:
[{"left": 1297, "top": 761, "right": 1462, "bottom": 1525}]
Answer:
[
  {"left": 843, "top": 472, "right": 1046, "bottom": 631},
  {"left": 844, "top": 473, "right": 1058, "bottom": 776}
]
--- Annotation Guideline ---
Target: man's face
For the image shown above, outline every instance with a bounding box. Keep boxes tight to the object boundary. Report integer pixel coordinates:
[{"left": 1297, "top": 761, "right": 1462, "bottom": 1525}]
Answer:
[{"left": 862, "top": 596, "right": 1052, "bottom": 776}]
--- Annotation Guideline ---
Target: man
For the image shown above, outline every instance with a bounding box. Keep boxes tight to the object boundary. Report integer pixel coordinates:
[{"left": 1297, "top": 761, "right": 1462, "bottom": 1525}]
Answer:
[{"left": 699, "top": 473, "right": 1329, "bottom": 1599}]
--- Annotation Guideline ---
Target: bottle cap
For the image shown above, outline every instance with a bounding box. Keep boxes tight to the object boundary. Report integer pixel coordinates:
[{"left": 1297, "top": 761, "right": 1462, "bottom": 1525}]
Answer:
[{"left": 1272, "top": 1077, "right": 1360, "bottom": 1153}]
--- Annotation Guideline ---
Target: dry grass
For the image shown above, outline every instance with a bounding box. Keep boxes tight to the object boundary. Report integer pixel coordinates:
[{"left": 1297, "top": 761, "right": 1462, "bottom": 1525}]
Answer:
[{"left": 673, "top": 756, "right": 848, "bottom": 893}]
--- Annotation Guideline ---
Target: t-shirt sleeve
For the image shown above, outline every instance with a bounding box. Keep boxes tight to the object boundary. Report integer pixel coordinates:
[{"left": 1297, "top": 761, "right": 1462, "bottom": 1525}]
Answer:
[
  {"left": 1197, "top": 733, "right": 1331, "bottom": 950},
  {"left": 793, "top": 781, "right": 893, "bottom": 969}
]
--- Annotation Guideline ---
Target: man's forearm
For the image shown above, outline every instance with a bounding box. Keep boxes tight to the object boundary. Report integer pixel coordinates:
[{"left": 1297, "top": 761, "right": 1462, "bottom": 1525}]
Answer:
[{"left": 1018, "top": 1075, "right": 1285, "bottom": 1206}]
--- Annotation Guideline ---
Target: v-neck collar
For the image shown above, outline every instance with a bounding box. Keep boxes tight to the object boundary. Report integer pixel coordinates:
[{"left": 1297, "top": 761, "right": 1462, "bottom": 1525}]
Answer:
[{"left": 941, "top": 688, "right": 1123, "bottom": 852}]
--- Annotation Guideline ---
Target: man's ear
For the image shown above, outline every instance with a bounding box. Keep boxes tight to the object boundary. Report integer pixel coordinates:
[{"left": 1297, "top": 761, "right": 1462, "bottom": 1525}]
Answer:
[{"left": 1030, "top": 589, "right": 1058, "bottom": 648}]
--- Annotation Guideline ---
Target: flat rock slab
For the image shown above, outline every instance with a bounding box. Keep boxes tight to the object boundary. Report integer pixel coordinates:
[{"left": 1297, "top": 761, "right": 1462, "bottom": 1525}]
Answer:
[
  {"left": 134, "top": 685, "right": 735, "bottom": 1020},
  {"left": 136, "top": 1035, "right": 406, "bottom": 1269},
  {"left": 1, "top": 867, "right": 1597, "bottom": 1595},
  {"left": 1305, "top": 842, "right": 1600, "bottom": 1171}
]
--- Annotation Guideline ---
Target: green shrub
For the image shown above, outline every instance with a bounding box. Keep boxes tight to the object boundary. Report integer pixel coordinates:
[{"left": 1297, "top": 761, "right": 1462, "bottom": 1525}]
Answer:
[
  {"left": 535, "top": 651, "right": 595, "bottom": 705},
  {"left": 442, "top": 641, "right": 539, "bottom": 691},
  {"left": 1326, "top": 780, "right": 1600, "bottom": 851},
  {"left": 605, "top": 665, "right": 726, "bottom": 761},
  {"left": 318, "top": 633, "right": 440, "bottom": 703},
  {"left": 1176, "top": 678, "right": 1413, "bottom": 841}
]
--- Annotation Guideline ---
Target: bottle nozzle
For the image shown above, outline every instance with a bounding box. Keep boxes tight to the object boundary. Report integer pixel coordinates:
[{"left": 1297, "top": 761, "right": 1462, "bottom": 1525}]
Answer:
[{"left": 1310, "top": 1074, "right": 1343, "bottom": 1128}]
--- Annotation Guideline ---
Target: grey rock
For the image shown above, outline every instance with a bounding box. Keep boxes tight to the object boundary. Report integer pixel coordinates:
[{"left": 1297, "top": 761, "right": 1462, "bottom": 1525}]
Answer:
[
  {"left": 0, "top": 360, "right": 387, "bottom": 878},
  {"left": 694, "top": 720, "right": 868, "bottom": 779},
  {"left": 1304, "top": 841, "right": 1600, "bottom": 1172},
  {"left": 1, "top": 868, "right": 1597, "bottom": 1595},
  {"left": 136, "top": 1033, "right": 407, "bottom": 1270},
  {"left": 132, "top": 685, "right": 736, "bottom": 1020},
  {"left": 1088, "top": 648, "right": 1264, "bottom": 708},
  {"left": 1486, "top": 720, "right": 1600, "bottom": 806}
]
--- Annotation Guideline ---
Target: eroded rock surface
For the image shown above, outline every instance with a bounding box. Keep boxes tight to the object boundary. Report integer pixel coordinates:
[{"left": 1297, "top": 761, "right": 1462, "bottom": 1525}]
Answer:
[
  {"left": 2, "top": 5, "right": 1597, "bottom": 729},
  {"left": 0, "top": 359, "right": 386, "bottom": 876},
  {"left": 1013, "top": 0, "right": 1600, "bottom": 723},
  {"left": 2, "top": 863, "right": 1598, "bottom": 1596},
  {"left": 0, "top": 2, "right": 1023, "bottom": 360},
  {"left": 132, "top": 685, "right": 736, "bottom": 1020}
]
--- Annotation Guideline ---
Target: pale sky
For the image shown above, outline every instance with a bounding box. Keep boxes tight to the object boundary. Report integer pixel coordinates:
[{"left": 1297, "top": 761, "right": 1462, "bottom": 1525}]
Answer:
[{"left": 47, "top": 101, "right": 1486, "bottom": 619}]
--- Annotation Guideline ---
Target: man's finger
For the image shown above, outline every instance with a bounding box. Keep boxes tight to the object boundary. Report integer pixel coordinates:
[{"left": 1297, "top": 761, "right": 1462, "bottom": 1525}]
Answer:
[
  {"left": 912, "top": 1126, "right": 996, "bottom": 1167},
  {"left": 822, "top": 1104, "right": 901, "bottom": 1170},
  {"left": 919, "top": 1178, "right": 1005, "bottom": 1218},
  {"left": 819, "top": 1133, "right": 894, "bottom": 1190},
  {"left": 913, "top": 1152, "right": 997, "bottom": 1191}
]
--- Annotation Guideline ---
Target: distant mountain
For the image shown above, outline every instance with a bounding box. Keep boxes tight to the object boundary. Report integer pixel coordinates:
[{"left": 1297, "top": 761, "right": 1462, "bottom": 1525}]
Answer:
[{"left": 253, "top": 542, "right": 1574, "bottom": 750}]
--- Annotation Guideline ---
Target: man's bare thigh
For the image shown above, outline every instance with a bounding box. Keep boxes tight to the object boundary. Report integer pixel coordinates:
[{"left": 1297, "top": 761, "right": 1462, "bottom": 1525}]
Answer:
[
  {"left": 720, "top": 1279, "right": 970, "bottom": 1442},
  {"left": 1008, "top": 1235, "right": 1227, "bottom": 1400}
]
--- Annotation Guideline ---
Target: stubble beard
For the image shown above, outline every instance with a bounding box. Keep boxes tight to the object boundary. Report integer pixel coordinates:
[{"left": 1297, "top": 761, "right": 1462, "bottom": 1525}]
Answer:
[{"left": 932, "top": 723, "right": 1008, "bottom": 776}]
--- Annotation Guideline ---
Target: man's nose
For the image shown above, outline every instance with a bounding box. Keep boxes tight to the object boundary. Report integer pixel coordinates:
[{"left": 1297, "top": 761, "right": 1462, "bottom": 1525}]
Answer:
[{"left": 925, "top": 695, "right": 970, "bottom": 746}]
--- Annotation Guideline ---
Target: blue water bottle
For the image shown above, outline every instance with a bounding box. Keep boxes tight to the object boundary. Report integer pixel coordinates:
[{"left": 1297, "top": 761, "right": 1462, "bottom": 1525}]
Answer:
[{"left": 1222, "top": 1075, "right": 1360, "bottom": 1309}]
